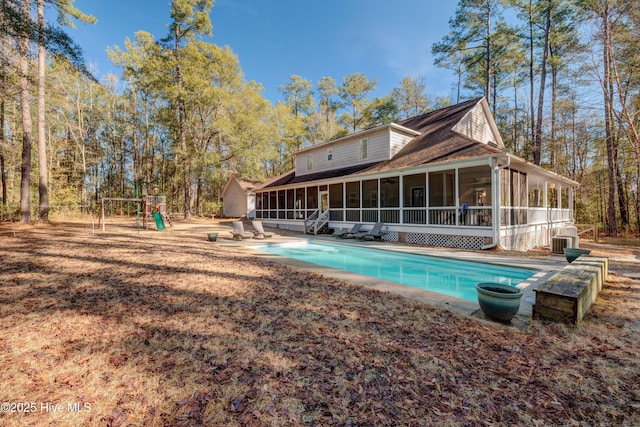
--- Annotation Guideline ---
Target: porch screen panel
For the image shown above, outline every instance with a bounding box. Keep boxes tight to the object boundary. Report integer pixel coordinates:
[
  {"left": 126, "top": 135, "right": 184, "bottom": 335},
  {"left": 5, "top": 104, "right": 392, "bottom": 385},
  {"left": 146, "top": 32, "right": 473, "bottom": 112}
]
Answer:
[
  {"left": 256, "top": 192, "right": 263, "bottom": 218},
  {"left": 269, "top": 191, "right": 277, "bottom": 218},
  {"left": 458, "top": 166, "right": 491, "bottom": 206},
  {"left": 428, "top": 171, "right": 455, "bottom": 225},
  {"left": 380, "top": 177, "right": 399, "bottom": 223},
  {"left": 362, "top": 179, "right": 378, "bottom": 222},
  {"left": 403, "top": 173, "right": 426, "bottom": 224},
  {"left": 561, "top": 187, "right": 568, "bottom": 209},
  {"left": 508, "top": 170, "right": 524, "bottom": 224},
  {"left": 547, "top": 186, "right": 556, "bottom": 207},
  {"left": 502, "top": 169, "right": 527, "bottom": 225},
  {"left": 306, "top": 186, "right": 318, "bottom": 218},
  {"left": 500, "top": 169, "right": 510, "bottom": 206},
  {"left": 500, "top": 169, "right": 510, "bottom": 226},
  {"left": 362, "top": 179, "right": 378, "bottom": 208},
  {"left": 519, "top": 172, "right": 527, "bottom": 224},
  {"left": 346, "top": 181, "right": 360, "bottom": 222},
  {"left": 277, "top": 190, "right": 285, "bottom": 219},
  {"left": 295, "top": 188, "right": 305, "bottom": 219},
  {"left": 529, "top": 185, "right": 543, "bottom": 207},
  {"left": 458, "top": 166, "right": 492, "bottom": 226},
  {"left": 286, "top": 189, "right": 294, "bottom": 219},
  {"left": 428, "top": 171, "right": 455, "bottom": 206},
  {"left": 329, "top": 183, "right": 343, "bottom": 221},
  {"left": 262, "top": 193, "right": 269, "bottom": 218},
  {"left": 510, "top": 170, "right": 517, "bottom": 225}
]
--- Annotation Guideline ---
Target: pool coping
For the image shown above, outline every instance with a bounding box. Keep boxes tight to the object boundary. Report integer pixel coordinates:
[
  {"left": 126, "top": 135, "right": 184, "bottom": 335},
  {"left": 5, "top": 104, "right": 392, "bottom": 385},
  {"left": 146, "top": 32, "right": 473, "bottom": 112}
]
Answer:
[{"left": 217, "top": 234, "right": 564, "bottom": 325}]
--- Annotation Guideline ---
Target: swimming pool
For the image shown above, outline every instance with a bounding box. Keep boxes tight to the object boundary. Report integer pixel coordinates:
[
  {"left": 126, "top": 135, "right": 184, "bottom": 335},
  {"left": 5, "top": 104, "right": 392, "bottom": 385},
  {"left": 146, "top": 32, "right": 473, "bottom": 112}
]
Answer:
[{"left": 253, "top": 241, "right": 536, "bottom": 302}]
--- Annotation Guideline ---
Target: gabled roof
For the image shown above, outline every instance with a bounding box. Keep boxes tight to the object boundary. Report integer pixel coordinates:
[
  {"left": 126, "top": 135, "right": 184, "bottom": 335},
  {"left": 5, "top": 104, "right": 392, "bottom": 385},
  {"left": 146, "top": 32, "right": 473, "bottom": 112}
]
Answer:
[
  {"left": 259, "top": 98, "right": 507, "bottom": 190},
  {"left": 294, "top": 122, "right": 421, "bottom": 155},
  {"left": 222, "top": 175, "right": 264, "bottom": 196},
  {"left": 360, "top": 98, "right": 503, "bottom": 174},
  {"left": 237, "top": 177, "right": 262, "bottom": 192}
]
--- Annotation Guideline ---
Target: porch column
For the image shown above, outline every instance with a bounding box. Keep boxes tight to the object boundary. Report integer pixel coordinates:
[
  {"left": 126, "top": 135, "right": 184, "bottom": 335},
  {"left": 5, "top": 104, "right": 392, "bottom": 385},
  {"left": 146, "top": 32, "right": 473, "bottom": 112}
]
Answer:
[
  {"left": 557, "top": 185, "right": 562, "bottom": 210},
  {"left": 570, "top": 187, "right": 575, "bottom": 222},
  {"left": 399, "top": 175, "right": 404, "bottom": 224}
]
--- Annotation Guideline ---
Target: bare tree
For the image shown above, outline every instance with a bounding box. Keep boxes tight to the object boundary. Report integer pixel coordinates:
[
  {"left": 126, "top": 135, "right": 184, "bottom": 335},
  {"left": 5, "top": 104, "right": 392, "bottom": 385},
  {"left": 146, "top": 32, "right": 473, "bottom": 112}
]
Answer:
[{"left": 19, "top": 0, "right": 32, "bottom": 223}]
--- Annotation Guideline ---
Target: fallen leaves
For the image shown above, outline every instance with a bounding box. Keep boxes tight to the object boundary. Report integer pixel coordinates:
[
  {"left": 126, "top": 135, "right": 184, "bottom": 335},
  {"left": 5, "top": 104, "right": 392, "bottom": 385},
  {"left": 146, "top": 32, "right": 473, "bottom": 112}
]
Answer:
[{"left": 0, "top": 219, "right": 638, "bottom": 426}]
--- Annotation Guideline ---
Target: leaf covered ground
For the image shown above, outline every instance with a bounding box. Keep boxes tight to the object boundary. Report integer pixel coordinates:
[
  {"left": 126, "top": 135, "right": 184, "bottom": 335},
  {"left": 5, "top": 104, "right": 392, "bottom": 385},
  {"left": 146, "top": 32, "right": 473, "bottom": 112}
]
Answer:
[{"left": 0, "top": 219, "right": 639, "bottom": 426}]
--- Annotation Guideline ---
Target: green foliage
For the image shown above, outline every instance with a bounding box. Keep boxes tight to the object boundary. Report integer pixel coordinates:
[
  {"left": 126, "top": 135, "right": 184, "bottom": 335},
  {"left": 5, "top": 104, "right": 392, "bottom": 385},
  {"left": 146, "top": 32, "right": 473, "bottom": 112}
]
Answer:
[
  {"left": 392, "top": 76, "right": 430, "bottom": 119},
  {"left": 279, "top": 75, "right": 315, "bottom": 118},
  {"left": 1, "top": 0, "right": 638, "bottom": 231},
  {"left": 338, "top": 72, "right": 378, "bottom": 132},
  {"left": 362, "top": 95, "right": 401, "bottom": 129}
]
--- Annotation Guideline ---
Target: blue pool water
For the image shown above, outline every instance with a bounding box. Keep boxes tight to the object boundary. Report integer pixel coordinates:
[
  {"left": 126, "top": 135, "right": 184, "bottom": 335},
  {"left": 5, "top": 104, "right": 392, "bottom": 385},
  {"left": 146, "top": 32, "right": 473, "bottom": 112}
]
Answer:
[{"left": 254, "top": 241, "right": 535, "bottom": 302}]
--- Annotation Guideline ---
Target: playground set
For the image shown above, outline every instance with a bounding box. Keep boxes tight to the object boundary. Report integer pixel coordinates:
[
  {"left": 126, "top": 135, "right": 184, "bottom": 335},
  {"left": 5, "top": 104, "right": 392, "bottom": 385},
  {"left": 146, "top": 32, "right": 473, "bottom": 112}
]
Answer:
[{"left": 98, "top": 193, "right": 172, "bottom": 232}]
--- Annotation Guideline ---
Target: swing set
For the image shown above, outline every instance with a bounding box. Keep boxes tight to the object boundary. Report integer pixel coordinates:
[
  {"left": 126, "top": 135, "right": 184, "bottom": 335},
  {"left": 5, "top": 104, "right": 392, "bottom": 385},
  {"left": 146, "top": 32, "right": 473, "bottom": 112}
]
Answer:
[{"left": 98, "top": 194, "right": 172, "bottom": 232}]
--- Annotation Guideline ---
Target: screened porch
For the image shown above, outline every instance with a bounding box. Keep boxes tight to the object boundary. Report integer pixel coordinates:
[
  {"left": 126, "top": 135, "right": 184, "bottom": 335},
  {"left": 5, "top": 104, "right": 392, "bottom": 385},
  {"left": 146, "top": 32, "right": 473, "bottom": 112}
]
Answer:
[{"left": 255, "top": 164, "right": 572, "bottom": 229}]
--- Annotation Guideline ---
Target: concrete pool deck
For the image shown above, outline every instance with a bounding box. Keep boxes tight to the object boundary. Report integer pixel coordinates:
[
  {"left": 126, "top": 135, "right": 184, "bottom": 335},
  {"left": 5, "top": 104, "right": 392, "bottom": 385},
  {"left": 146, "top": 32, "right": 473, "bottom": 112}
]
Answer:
[{"left": 216, "top": 229, "right": 565, "bottom": 326}]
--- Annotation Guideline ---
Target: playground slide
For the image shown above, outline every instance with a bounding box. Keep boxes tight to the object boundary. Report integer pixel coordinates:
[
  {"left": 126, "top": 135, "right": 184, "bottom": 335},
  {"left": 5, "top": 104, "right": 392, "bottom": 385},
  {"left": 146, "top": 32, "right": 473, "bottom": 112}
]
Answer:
[{"left": 152, "top": 212, "right": 166, "bottom": 230}]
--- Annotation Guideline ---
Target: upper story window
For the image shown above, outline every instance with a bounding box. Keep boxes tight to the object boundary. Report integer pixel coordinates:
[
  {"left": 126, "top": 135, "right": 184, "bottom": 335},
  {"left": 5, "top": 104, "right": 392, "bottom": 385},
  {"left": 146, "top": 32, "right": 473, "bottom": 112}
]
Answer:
[
  {"left": 327, "top": 148, "right": 333, "bottom": 161},
  {"left": 306, "top": 154, "right": 313, "bottom": 170},
  {"left": 359, "top": 138, "right": 368, "bottom": 160}
]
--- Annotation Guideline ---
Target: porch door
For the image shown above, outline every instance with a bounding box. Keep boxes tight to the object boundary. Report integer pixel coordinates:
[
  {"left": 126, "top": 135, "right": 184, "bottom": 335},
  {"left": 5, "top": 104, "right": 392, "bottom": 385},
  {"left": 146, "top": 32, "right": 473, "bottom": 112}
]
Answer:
[{"left": 320, "top": 191, "right": 329, "bottom": 212}]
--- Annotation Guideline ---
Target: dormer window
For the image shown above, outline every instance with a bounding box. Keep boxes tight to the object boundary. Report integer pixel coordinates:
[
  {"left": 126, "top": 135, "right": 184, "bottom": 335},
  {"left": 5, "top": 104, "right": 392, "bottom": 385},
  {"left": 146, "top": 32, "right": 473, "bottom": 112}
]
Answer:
[
  {"left": 307, "top": 154, "right": 313, "bottom": 170},
  {"left": 359, "top": 138, "right": 368, "bottom": 160},
  {"left": 327, "top": 148, "right": 333, "bottom": 161}
]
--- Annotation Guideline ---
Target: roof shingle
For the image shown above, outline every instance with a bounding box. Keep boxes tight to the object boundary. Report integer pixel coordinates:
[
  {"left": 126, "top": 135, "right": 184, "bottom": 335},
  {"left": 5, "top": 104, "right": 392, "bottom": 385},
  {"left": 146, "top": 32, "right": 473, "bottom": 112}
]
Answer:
[{"left": 260, "top": 98, "right": 503, "bottom": 189}]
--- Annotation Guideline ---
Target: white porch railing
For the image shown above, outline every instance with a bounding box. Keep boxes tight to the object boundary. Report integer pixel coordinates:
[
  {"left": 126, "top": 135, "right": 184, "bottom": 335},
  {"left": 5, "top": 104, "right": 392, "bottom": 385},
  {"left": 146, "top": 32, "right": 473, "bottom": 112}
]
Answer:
[
  {"left": 260, "top": 206, "right": 571, "bottom": 228},
  {"left": 526, "top": 207, "right": 572, "bottom": 225}
]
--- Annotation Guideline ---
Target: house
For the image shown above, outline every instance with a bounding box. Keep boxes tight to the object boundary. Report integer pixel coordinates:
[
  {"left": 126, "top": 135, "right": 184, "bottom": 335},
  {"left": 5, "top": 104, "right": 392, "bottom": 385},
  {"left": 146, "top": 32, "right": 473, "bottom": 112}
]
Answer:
[
  {"left": 221, "top": 175, "right": 262, "bottom": 218},
  {"left": 253, "top": 98, "right": 578, "bottom": 251}
]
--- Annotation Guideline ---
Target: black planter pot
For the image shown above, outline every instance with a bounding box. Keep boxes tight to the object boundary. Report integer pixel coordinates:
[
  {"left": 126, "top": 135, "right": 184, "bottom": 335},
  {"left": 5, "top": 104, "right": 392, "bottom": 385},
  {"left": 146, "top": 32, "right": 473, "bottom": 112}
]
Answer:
[
  {"left": 476, "top": 282, "right": 523, "bottom": 322},
  {"left": 207, "top": 232, "right": 218, "bottom": 242}
]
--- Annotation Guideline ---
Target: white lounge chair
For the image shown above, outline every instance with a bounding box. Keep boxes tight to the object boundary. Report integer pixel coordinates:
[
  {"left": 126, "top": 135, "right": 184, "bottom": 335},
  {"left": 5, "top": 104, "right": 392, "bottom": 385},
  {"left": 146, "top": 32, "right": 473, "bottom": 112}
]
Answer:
[
  {"left": 231, "top": 221, "right": 254, "bottom": 240},
  {"left": 251, "top": 221, "right": 274, "bottom": 238}
]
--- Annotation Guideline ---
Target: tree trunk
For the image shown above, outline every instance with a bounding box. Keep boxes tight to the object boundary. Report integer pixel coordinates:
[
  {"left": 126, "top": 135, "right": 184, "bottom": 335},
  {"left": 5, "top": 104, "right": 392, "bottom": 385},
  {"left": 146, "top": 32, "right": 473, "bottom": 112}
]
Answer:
[
  {"left": 550, "top": 52, "right": 557, "bottom": 171},
  {"left": 636, "top": 160, "right": 640, "bottom": 234},
  {"left": 37, "top": 0, "right": 49, "bottom": 220},
  {"left": 529, "top": 0, "right": 535, "bottom": 159},
  {"left": 602, "top": 0, "right": 617, "bottom": 236},
  {"left": 195, "top": 175, "right": 202, "bottom": 216},
  {"left": 175, "top": 29, "right": 191, "bottom": 219},
  {"left": 485, "top": 3, "right": 492, "bottom": 106},
  {"left": 19, "top": 0, "right": 32, "bottom": 223},
  {"left": 533, "top": 0, "right": 551, "bottom": 166},
  {"left": 614, "top": 136, "right": 628, "bottom": 228},
  {"left": 1, "top": 99, "right": 6, "bottom": 208},
  {"left": 513, "top": 77, "right": 519, "bottom": 152}
]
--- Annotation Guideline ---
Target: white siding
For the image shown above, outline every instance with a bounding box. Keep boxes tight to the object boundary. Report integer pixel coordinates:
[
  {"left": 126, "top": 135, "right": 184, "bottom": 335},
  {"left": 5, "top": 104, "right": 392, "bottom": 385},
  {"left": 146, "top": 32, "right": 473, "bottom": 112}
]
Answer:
[
  {"left": 390, "top": 131, "right": 415, "bottom": 157},
  {"left": 222, "top": 180, "right": 249, "bottom": 217},
  {"left": 295, "top": 129, "right": 393, "bottom": 176},
  {"left": 453, "top": 103, "right": 498, "bottom": 145}
]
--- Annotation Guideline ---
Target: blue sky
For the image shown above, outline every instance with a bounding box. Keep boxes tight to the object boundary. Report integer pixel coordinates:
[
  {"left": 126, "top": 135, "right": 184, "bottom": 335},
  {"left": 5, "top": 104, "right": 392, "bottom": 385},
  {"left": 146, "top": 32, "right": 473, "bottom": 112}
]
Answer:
[{"left": 65, "top": 0, "right": 459, "bottom": 103}]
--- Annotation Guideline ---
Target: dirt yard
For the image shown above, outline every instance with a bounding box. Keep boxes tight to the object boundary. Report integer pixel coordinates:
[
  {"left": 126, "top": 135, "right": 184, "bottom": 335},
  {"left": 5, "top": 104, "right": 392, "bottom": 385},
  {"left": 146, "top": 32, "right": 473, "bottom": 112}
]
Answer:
[{"left": 0, "top": 218, "right": 638, "bottom": 426}]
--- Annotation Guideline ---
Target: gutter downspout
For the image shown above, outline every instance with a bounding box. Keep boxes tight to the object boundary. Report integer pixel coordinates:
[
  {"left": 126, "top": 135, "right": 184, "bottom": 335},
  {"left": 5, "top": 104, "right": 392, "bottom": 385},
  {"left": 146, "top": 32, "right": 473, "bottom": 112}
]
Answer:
[{"left": 482, "top": 153, "right": 511, "bottom": 249}]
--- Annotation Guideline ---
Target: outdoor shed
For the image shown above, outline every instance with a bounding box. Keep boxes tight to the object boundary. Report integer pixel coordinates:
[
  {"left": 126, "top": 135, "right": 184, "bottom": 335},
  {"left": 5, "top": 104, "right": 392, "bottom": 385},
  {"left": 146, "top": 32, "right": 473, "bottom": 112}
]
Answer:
[{"left": 222, "top": 176, "right": 262, "bottom": 218}]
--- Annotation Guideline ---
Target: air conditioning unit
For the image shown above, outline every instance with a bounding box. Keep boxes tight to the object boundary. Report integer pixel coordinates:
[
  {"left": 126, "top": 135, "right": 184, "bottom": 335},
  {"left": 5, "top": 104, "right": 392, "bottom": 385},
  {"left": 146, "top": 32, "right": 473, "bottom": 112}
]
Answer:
[{"left": 551, "top": 236, "right": 571, "bottom": 254}]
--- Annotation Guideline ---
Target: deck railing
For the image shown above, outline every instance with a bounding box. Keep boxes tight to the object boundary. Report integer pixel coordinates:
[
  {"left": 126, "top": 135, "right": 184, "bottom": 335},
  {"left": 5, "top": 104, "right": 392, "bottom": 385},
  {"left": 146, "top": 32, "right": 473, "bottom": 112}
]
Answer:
[{"left": 256, "top": 206, "right": 571, "bottom": 228}]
